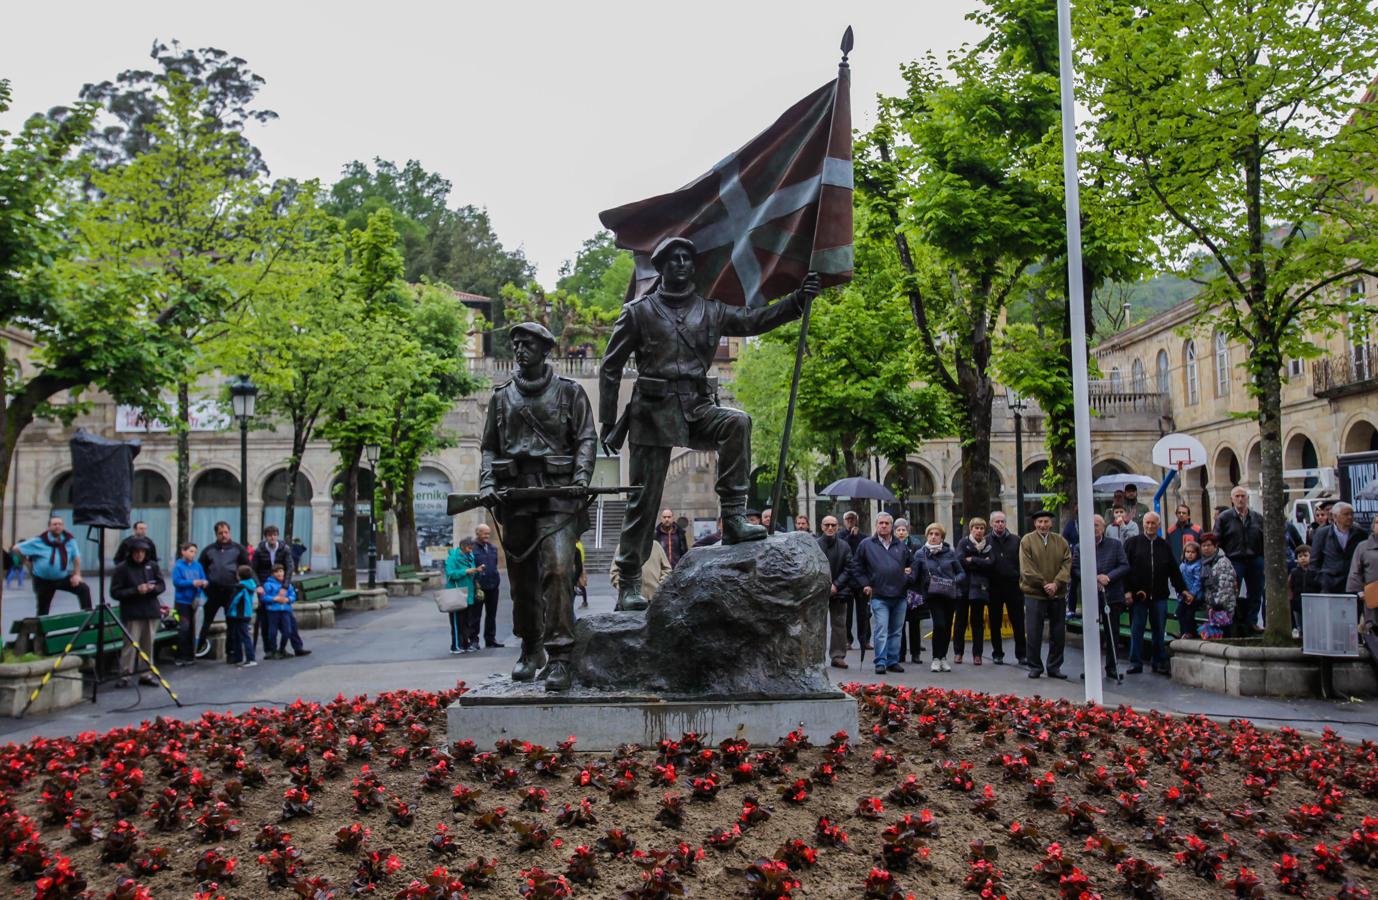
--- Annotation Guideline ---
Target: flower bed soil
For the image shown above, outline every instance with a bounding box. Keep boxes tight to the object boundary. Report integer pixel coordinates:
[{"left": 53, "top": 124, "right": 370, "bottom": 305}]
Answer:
[{"left": 1, "top": 681, "right": 1377, "bottom": 899}]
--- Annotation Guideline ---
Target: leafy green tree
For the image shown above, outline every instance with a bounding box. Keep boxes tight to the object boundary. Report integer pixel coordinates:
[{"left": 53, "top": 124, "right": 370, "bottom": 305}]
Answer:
[
  {"left": 556, "top": 230, "right": 635, "bottom": 313},
  {"left": 1080, "top": 0, "right": 1378, "bottom": 643},
  {"left": 316, "top": 208, "right": 422, "bottom": 587},
  {"left": 51, "top": 39, "right": 276, "bottom": 176},
  {"left": 856, "top": 44, "right": 1061, "bottom": 524},
  {"left": 76, "top": 75, "right": 305, "bottom": 544},
  {"left": 0, "top": 82, "right": 170, "bottom": 592},
  {"left": 498, "top": 282, "right": 618, "bottom": 355},
  {"left": 730, "top": 279, "right": 953, "bottom": 510},
  {"left": 375, "top": 282, "right": 483, "bottom": 566},
  {"left": 210, "top": 206, "right": 377, "bottom": 546}
]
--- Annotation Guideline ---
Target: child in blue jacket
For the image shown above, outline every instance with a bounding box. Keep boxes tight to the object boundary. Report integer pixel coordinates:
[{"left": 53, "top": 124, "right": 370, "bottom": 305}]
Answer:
[
  {"left": 227, "top": 565, "right": 259, "bottom": 667},
  {"left": 171, "top": 542, "right": 208, "bottom": 666},
  {"left": 262, "top": 563, "right": 307, "bottom": 659}
]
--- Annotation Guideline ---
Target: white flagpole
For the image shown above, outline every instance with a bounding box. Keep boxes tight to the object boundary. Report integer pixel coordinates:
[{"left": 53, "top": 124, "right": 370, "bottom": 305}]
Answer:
[{"left": 1057, "top": 0, "right": 1103, "bottom": 704}]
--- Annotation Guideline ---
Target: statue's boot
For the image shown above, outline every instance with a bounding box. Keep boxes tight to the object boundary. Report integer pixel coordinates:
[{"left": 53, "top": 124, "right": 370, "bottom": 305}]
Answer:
[
  {"left": 511, "top": 642, "right": 548, "bottom": 682},
  {"left": 544, "top": 658, "right": 572, "bottom": 693},
  {"left": 615, "top": 576, "right": 649, "bottom": 612},
  {"left": 722, "top": 513, "right": 768, "bottom": 545}
]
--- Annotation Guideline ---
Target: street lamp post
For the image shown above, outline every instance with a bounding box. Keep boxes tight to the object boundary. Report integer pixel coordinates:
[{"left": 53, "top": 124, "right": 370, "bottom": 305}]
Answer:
[
  {"left": 365, "top": 444, "right": 380, "bottom": 589},
  {"left": 1006, "top": 389, "right": 1027, "bottom": 530},
  {"left": 229, "top": 375, "right": 258, "bottom": 547}
]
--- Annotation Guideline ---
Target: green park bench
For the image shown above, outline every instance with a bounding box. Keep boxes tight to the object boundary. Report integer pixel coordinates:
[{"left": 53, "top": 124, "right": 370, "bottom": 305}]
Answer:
[
  {"left": 296, "top": 574, "right": 359, "bottom": 609},
  {"left": 8, "top": 610, "right": 177, "bottom": 667},
  {"left": 385, "top": 563, "right": 427, "bottom": 597},
  {"left": 1067, "top": 598, "right": 1185, "bottom": 641}
]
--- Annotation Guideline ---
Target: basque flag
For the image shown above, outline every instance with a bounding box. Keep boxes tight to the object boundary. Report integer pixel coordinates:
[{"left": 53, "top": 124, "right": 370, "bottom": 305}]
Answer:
[{"left": 599, "top": 60, "right": 853, "bottom": 308}]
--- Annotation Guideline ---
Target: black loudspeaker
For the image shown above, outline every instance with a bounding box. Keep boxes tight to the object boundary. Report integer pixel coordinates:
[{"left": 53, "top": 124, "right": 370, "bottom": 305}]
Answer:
[{"left": 69, "top": 429, "right": 141, "bottom": 529}]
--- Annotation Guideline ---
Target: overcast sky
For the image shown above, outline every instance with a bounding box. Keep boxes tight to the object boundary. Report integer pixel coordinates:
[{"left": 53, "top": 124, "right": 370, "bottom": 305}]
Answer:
[{"left": 2, "top": 1, "right": 983, "bottom": 286}]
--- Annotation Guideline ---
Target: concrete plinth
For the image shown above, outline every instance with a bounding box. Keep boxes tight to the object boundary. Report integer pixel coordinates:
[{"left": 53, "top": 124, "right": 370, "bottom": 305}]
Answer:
[
  {"left": 293, "top": 601, "right": 336, "bottom": 630},
  {"left": 385, "top": 580, "right": 423, "bottom": 598},
  {"left": 1171, "top": 638, "right": 1378, "bottom": 697},
  {"left": 202, "top": 620, "right": 228, "bottom": 661},
  {"left": 0, "top": 656, "right": 84, "bottom": 717},
  {"left": 343, "top": 588, "right": 389, "bottom": 612},
  {"left": 448, "top": 677, "right": 859, "bottom": 751}
]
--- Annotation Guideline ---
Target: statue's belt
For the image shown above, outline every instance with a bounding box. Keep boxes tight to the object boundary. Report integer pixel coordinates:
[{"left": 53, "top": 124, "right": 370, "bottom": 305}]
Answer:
[
  {"left": 489, "top": 456, "right": 575, "bottom": 479},
  {"left": 635, "top": 375, "right": 718, "bottom": 398}
]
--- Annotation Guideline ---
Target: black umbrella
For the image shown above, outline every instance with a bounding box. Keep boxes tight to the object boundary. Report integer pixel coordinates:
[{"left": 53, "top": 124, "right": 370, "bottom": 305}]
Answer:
[{"left": 818, "top": 477, "right": 897, "bottom": 502}]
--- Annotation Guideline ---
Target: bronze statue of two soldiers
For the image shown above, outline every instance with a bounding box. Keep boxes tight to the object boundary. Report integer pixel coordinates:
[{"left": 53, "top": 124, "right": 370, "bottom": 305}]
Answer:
[{"left": 477, "top": 240, "right": 818, "bottom": 690}]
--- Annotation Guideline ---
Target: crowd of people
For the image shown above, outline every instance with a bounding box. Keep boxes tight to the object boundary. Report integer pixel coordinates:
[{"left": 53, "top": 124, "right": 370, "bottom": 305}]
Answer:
[
  {"left": 8, "top": 517, "right": 311, "bottom": 687},
  {"left": 804, "top": 486, "right": 1378, "bottom": 681}
]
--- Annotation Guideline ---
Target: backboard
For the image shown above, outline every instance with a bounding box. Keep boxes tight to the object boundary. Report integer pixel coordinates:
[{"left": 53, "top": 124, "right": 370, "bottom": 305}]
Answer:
[{"left": 1152, "top": 433, "right": 1207, "bottom": 471}]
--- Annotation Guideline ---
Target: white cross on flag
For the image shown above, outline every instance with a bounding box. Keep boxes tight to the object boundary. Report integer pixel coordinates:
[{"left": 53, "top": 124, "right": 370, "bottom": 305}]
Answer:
[{"left": 599, "top": 64, "right": 853, "bottom": 308}]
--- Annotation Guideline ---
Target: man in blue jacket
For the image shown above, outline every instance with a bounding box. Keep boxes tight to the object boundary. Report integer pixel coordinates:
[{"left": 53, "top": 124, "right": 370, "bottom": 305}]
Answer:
[
  {"left": 852, "top": 512, "right": 914, "bottom": 677},
  {"left": 1073, "top": 515, "right": 1131, "bottom": 679},
  {"left": 471, "top": 523, "right": 504, "bottom": 649},
  {"left": 15, "top": 516, "right": 92, "bottom": 615}
]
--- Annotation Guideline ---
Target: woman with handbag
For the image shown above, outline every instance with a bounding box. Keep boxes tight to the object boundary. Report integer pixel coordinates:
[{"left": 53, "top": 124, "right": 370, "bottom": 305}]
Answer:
[
  {"left": 919, "top": 523, "right": 965, "bottom": 673},
  {"left": 443, "top": 537, "right": 481, "bottom": 654},
  {"left": 954, "top": 518, "right": 995, "bottom": 665},
  {"left": 894, "top": 519, "right": 927, "bottom": 665}
]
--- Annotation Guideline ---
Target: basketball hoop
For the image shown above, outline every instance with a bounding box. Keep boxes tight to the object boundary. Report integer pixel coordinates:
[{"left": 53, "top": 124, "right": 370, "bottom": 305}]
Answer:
[{"left": 1153, "top": 434, "right": 1207, "bottom": 472}]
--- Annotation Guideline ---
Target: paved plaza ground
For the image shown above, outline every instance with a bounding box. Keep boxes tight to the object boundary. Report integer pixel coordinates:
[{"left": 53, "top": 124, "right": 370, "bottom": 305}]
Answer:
[{"left": 3, "top": 576, "right": 1378, "bottom": 744}]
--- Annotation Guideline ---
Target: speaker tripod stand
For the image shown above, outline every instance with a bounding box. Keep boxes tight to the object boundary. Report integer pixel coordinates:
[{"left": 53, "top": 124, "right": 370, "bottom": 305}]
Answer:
[{"left": 21, "top": 527, "right": 181, "bottom": 716}]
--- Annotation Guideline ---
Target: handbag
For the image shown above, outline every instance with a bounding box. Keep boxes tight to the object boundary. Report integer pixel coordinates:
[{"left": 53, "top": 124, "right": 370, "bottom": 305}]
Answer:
[
  {"left": 926, "top": 574, "right": 958, "bottom": 600},
  {"left": 434, "top": 587, "right": 469, "bottom": 613}
]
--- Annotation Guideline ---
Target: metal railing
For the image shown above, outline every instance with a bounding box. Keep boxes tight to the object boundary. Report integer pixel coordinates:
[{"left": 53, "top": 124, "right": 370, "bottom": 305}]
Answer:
[
  {"left": 464, "top": 356, "right": 635, "bottom": 379},
  {"left": 1312, "top": 345, "right": 1377, "bottom": 396}
]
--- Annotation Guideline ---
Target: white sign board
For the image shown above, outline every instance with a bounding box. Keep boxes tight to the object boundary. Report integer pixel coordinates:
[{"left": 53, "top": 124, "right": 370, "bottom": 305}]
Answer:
[
  {"left": 116, "top": 400, "right": 230, "bottom": 433},
  {"left": 1301, "top": 593, "right": 1360, "bottom": 658}
]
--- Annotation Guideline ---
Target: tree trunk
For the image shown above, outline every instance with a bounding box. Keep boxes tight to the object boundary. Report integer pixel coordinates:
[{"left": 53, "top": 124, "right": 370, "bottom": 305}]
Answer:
[
  {"left": 176, "top": 380, "right": 191, "bottom": 546},
  {"left": 395, "top": 470, "right": 419, "bottom": 567},
  {"left": 340, "top": 447, "right": 362, "bottom": 589},
  {"left": 1255, "top": 364, "right": 1291, "bottom": 644},
  {"left": 281, "top": 421, "right": 309, "bottom": 546},
  {"left": 955, "top": 350, "right": 994, "bottom": 532}
]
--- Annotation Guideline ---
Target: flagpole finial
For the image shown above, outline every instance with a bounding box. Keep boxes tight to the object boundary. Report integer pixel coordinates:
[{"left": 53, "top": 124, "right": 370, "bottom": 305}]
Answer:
[{"left": 840, "top": 26, "right": 854, "bottom": 67}]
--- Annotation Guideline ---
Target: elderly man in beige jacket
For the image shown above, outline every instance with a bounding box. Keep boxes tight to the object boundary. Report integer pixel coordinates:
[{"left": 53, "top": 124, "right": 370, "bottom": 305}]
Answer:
[{"left": 610, "top": 540, "right": 673, "bottom": 600}]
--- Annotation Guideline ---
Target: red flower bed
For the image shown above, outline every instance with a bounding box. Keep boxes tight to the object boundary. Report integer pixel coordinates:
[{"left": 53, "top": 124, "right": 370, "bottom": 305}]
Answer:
[{"left": 0, "top": 682, "right": 1374, "bottom": 897}]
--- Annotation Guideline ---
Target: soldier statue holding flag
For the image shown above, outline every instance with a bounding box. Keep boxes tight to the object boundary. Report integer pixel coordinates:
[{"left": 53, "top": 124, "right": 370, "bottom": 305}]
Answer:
[
  {"left": 599, "top": 244, "right": 820, "bottom": 610},
  {"left": 597, "top": 29, "right": 854, "bottom": 613}
]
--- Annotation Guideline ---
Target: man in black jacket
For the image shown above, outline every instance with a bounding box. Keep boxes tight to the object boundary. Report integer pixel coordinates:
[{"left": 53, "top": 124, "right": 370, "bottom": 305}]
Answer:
[
  {"left": 841, "top": 510, "right": 869, "bottom": 650},
  {"left": 1123, "top": 512, "right": 1189, "bottom": 675},
  {"left": 1311, "top": 501, "right": 1361, "bottom": 593},
  {"left": 1214, "top": 486, "right": 1265, "bottom": 634},
  {"left": 654, "top": 508, "right": 689, "bottom": 567},
  {"left": 197, "top": 521, "right": 251, "bottom": 656},
  {"left": 817, "top": 515, "right": 855, "bottom": 669},
  {"left": 986, "top": 511, "right": 1026, "bottom": 666},
  {"left": 113, "top": 521, "right": 159, "bottom": 565}
]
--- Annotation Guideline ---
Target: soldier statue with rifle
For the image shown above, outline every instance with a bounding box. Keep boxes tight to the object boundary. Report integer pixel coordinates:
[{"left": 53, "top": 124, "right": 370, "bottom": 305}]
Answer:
[{"left": 458, "top": 322, "right": 617, "bottom": 691}]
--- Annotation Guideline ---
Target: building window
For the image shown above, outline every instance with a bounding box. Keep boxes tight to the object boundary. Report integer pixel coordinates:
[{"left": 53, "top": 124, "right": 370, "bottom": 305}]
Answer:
[
  {"left": 1109, "top": 367, "right": 1123, "bottom": 392},
  {"left": 1350, "top": 280, "right": 1371, "bottom": 381},
  {"left": 1156, "top": 349, "right": 1170, "bottom": 396},
  {"left": 1130, "top": 358, "right": 1146, "bottom": 392},
  {"left": 1288, "top": 356, "right": 1304, "bottom": 378},
  {"left": 1185, "top": 340, "right": 1199, "bottom": 405},
  {"left": 1214, "top": 332, "right": 1230, "bottom": 397}
]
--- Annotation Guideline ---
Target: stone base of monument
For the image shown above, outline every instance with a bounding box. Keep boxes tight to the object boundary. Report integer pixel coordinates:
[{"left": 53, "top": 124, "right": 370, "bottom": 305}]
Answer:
[
  {"left": 448, "top": 532, "right": 858, "bottom": 750},
  {"left": 448, "top": 677, "right": 858, "bottom": 750}
]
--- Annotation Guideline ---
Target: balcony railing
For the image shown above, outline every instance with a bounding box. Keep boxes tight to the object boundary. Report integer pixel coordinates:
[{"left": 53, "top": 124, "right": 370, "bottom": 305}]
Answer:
[
  {"left": 1312, "top": 346, "right": 1377, "bottom": 398},
  {"left": 999, "top": 381, "right": 1169, "bottom": 419},
  {"left": 464, "top": 356, "right": 636, "bottom": 379}
]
